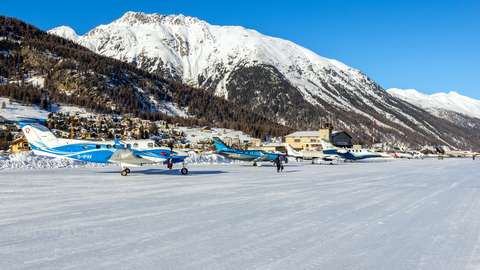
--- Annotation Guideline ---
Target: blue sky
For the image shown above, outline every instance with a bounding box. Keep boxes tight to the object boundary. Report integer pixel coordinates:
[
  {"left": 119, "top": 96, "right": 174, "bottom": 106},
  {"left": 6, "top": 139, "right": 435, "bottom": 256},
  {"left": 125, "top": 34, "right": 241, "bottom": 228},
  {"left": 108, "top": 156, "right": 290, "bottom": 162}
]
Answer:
[{"left": 3, "top": 0, "right": 479, "bottom": 99}]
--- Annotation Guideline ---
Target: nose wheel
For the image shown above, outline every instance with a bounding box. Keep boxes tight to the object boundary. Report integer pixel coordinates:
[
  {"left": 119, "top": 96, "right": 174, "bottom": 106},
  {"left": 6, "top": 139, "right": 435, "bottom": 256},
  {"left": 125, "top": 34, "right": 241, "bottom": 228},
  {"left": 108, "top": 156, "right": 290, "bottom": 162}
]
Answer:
[{"left": 180, "top": 161, "right": 188, "bottom": 175}]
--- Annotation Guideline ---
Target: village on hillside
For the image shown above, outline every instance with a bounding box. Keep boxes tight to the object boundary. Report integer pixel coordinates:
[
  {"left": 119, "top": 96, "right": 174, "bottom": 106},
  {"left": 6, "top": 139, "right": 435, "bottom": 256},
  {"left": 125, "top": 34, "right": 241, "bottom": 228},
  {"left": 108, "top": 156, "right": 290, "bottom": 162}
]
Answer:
[{"left": 0, "top": 104, "right": 282, "bottom": 156}]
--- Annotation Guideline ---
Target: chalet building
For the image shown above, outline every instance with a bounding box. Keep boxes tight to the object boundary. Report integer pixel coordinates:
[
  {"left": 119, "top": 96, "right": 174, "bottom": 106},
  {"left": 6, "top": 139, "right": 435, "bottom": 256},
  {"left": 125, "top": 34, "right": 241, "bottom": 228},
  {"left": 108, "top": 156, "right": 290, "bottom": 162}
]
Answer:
[
  {"left": 285, "top": 123, "right": 352, "bottom": 150},
  {"left": 222, "top": 137, "right": 240, "bottom": 146},
  {"left": 9, "top": 138, "right": 31, "bottom": 154},
  {"left": 131, "top": 118, "right": 141, "bottom": 124},
  {"left": 249, "top": 138, "right": 262, "bottom": 146},
  {"left": 121, "top": 119, "right": 132, "bottom": 126},
  {"left": 141, "top": 120, "right": 151, "bottom": 126},
  {"left": 2, "top": 124, "right": 19, "bottom": 132},
  {"left": 248, "top": 143, "right": 287, "bottom": 153}
]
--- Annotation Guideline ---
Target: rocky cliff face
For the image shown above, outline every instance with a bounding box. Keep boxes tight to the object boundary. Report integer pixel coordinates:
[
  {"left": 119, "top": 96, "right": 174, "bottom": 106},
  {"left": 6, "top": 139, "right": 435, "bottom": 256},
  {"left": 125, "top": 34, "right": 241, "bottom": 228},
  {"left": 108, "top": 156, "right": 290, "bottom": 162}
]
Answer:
[{"left": 48, "top": 12, "right": 480, "bottom": 149}]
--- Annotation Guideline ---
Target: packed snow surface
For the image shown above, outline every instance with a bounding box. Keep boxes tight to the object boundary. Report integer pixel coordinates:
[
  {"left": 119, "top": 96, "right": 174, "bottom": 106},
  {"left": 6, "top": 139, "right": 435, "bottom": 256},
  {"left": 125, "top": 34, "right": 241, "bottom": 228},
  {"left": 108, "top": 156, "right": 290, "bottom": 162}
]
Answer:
[
  {"left": 1, "top": 158, "right": 480, "bottom": 269},
  {"left": 387, "top": 88, "right": 480, "bottom": 119}
]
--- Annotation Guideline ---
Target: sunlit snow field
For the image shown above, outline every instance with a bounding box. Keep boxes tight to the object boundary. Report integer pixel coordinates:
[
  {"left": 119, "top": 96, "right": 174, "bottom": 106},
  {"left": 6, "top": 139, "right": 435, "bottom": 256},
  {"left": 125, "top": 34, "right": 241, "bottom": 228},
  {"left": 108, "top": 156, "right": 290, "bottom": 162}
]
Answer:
[{"left": 1, "top": 157, "right": 480, "bottom": 269}]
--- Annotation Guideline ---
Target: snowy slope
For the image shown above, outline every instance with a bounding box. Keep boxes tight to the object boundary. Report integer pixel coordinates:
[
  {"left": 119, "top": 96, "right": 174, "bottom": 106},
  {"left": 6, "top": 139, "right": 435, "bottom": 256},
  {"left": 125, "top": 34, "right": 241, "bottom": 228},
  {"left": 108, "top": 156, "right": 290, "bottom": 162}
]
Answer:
[
  {"left": 0, "top": 97, "right": 86, "bottom": 120},
  {"left": 387, "top": 88, "right": 480, "bottom": 120},
  {"left": 48, "top": 12, "right": 383, "bottom": 109},
  {"left": 2, "top": 159, "right": 480, "bottom": 269}
]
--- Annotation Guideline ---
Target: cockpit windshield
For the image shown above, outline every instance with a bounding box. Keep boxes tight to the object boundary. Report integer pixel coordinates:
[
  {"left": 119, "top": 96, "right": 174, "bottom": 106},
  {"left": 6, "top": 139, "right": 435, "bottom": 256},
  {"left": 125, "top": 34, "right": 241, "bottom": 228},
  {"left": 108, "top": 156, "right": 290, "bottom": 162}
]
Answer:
[{"left": 154, "top": 141, "right": 162, "bottom": 148}]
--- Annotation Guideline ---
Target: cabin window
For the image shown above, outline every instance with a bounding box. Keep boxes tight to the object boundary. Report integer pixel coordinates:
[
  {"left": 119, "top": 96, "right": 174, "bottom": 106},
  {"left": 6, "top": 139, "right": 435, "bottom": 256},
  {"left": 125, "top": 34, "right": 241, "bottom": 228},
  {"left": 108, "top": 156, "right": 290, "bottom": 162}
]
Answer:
[
  {"left": 133, "top": 143, "right": 139, "bottom": 148},
  {"left": 107, "top": 144, "right": 112, "bottom": 149},
  {"left": 96, "top": 145, "right": 101, "bottom": 149},
  {"left": 147, "top": 143, "right": 154, "bottom": 148},
  {"left": 83, "top": 145, "right": 88, "bottom": 149}
]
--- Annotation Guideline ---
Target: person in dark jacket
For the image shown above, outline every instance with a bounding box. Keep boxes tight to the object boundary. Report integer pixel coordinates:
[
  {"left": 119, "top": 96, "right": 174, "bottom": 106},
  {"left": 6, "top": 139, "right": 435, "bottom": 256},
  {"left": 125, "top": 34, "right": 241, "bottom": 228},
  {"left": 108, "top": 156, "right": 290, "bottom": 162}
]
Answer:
[{"left": 275, "top": 156, "right": 282, "bottom": 173}]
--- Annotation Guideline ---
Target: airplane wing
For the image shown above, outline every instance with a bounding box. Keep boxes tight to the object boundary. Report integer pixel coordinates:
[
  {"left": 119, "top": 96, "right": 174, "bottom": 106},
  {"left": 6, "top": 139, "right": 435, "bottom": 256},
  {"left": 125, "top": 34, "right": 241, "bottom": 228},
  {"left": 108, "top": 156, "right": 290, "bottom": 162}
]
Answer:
[
  {"left": 108, "top": 139, "right": 154, "bottom": 166},
  {"left": 252, "top": 155, "right": 269, "bottom": 163}
]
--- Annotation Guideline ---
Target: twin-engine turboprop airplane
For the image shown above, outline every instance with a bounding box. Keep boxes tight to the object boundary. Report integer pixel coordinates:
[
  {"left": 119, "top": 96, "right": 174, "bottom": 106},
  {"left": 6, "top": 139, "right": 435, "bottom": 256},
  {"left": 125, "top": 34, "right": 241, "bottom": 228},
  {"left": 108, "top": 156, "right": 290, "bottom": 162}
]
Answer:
[
  {"left": 17, "top": 118, "right": 189, "bottom": 176},
  {"left": 284, "top": 143, "right": 337, "bottom": 164},
  {"left": 212, "top": 137, "right": 286, "bottom": 166},
  {"left": 319, "top": 138, "right": 384, "bottom": 162}
]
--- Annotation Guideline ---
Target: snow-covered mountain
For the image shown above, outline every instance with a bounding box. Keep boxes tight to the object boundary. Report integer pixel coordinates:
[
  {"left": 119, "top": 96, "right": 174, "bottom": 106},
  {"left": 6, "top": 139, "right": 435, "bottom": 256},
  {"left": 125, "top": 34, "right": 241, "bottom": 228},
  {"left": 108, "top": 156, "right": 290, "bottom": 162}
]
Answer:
[
  {"left": 48, "top": 12, "right": 384, "bottom": 112},
  {"left": 387, "top": 88, "right": 480, "bottom": 120},
  {"left": 47, "top": 12, "right": 480, "bottom": 148},
  {"left": 48, "top": 26, "right": 80, "bottom": 42}
]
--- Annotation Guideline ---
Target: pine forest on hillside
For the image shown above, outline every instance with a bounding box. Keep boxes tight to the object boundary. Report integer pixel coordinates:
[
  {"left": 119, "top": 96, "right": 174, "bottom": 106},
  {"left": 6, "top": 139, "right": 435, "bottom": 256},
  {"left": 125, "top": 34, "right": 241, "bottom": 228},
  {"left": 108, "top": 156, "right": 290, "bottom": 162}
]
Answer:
[{"left": 0, "top": 16, "right": 293, "bottom": 140}]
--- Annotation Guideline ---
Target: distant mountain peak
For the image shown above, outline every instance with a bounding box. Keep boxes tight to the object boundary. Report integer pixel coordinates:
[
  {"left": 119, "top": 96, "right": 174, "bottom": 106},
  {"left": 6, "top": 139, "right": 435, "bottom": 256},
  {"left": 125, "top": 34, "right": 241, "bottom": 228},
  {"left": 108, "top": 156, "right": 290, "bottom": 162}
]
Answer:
[
  {"left": 48, "top": 26, "right": 79, "bottom": 42},
  {"left": 115, "top": 11, "right": 202, "bottom": 27},
  {"left": 387, "top": 88, "right": 480, "bottom": 119}
]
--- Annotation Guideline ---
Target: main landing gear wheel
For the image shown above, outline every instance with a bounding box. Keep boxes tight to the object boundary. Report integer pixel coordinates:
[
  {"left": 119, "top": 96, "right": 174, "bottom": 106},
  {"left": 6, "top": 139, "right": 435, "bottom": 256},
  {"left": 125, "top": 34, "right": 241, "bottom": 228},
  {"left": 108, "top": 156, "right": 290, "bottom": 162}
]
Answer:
[
  {"left": 181, "top": 168, "right": 188, "bottom": 175},
  {"left": 344, "top": 159, "right": 347, "bottom": 163},
  {"left": 253, "top": 162, "right": 257, "bottom": 167},
  {"left": 120, "top": 165, "right": 130, "bottom": 176}
]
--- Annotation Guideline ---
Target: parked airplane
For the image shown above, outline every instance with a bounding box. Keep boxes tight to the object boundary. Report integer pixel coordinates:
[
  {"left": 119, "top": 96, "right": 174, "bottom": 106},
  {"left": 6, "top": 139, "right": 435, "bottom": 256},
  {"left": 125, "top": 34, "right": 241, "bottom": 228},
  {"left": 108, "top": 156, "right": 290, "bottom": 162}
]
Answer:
[
  {"left": 284, "top": 143, "right": 337, "bottom": 164},
  {"left": 392, "top": 147, "right": 421, "bottom": 159},
  {"left": 17, "top": 118, "right": 189, "bottom": 176},
  {"left": 212, "top": 137, "right": 286, "bottom": 166},
  {"left": 435, "top": 146, "right": 478, "bottom": 158},
  {"left": 319, "top": 138, "right": 384, "bottom": 162}
]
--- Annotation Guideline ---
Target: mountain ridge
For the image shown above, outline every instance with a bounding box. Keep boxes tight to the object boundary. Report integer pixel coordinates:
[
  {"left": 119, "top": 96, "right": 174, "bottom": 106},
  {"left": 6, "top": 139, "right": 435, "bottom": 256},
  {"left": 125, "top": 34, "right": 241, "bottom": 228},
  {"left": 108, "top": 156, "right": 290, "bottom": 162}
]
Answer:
[
  {"left": 19, "top": 12, "right": 480, "bottom": 149},
  {"left": 387, "top": 88, "right": 480, "bottom": 120}
]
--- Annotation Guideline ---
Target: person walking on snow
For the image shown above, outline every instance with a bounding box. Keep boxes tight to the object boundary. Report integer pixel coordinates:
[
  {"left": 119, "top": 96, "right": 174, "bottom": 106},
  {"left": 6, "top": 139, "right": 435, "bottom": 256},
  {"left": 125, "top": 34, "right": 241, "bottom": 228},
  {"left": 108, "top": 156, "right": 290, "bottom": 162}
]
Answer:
[{"left": 275, "top": 156, "right": 282, "bottom": 173}]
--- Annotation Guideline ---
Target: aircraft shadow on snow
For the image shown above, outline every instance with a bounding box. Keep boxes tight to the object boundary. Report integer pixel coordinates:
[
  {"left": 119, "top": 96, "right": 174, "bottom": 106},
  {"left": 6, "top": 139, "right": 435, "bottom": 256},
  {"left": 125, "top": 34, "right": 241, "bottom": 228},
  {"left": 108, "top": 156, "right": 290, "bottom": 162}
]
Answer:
[{"left": 98, "top": 169, "right": 228, "bottom": 176}]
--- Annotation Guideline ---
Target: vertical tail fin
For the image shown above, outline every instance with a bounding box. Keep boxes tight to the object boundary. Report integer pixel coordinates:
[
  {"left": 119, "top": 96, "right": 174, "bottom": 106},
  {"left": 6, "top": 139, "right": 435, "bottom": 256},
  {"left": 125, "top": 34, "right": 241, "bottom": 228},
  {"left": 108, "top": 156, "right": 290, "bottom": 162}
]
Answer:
[
  {"left": 285, "top": 143, "right": 301, "bottom": 156},
  {"left": 212, "top": 137, "right": 231, "bottom": 151},
  {"left": 319, "top": 138, "right": 337, "bottom": 150},
  {"left": 16, "top": 118, "right": 59, "bottom": 149}
]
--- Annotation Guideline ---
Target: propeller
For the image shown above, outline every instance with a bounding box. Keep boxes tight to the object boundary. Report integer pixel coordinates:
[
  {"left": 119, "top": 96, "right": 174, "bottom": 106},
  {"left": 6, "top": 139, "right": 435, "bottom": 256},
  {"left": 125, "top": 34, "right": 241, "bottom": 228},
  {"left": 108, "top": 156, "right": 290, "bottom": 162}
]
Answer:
[{"left": 167, "top": 139, "right": 175, "bottom": 169}]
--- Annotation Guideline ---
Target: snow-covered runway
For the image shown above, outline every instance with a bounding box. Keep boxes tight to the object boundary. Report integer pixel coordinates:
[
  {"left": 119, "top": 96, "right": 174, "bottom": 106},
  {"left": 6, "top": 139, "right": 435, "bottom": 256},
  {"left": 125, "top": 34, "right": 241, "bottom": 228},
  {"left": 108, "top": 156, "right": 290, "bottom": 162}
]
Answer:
[{"left": 1, "top": 158, "right": 479, "bottom": 269}]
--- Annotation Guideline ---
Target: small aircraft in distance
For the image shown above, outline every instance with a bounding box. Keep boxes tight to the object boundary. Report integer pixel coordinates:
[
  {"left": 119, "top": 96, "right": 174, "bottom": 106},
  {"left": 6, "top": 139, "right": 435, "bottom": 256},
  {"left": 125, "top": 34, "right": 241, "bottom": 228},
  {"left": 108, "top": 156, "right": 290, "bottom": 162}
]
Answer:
[
  {"left": 17, "top": 118, "right": 189, "bottom": 176},
  {"left": 392, "top": 147, "right": 422, "bottom": 159},
  {"left": 212, "top": 137, "right": 286, "bottom": 166},
  {"left": 319, "top": 138, "right": 384, "bottom": 162},
  {"left": 284, "top": 143, "right": 338, "bottom": 164},
  {"left": 435, "top": 146, "right": 478, "bottom": 158}
]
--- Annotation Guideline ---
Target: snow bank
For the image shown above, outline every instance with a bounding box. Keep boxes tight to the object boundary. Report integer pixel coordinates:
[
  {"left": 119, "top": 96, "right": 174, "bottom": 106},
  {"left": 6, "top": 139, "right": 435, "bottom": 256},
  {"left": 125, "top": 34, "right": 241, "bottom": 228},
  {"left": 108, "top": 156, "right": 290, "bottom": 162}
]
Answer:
[
  {"left": 0, "top": 151, "right": 238, "bottom": 170},
  {"left": 184, "top": 151, "right": 242, "bottom": 165},
  {"left": 0, "top": 151, "right": 114, "bottom": 170}
]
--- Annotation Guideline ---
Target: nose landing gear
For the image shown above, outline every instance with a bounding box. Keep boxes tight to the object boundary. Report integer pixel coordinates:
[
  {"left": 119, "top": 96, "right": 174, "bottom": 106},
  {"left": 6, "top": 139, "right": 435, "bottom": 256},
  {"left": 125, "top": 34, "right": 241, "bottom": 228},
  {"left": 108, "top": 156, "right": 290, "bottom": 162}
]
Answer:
[{"left": 180, "top": 161, "right": 188, "bottom": 175}]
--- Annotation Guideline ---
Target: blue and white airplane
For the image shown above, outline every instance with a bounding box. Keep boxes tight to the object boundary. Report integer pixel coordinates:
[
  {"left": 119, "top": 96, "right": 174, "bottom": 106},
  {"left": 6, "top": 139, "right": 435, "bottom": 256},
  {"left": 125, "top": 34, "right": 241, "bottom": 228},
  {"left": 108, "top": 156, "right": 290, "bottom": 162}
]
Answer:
[
  {"left": 17, "top": 118, "right": 189, "bottom": 176},
  {"left": 319, "top": 138, "right": 384, "bottom": 163},
  {"left": 212, "top": 137, "right": 286, "bottom": 166}
]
